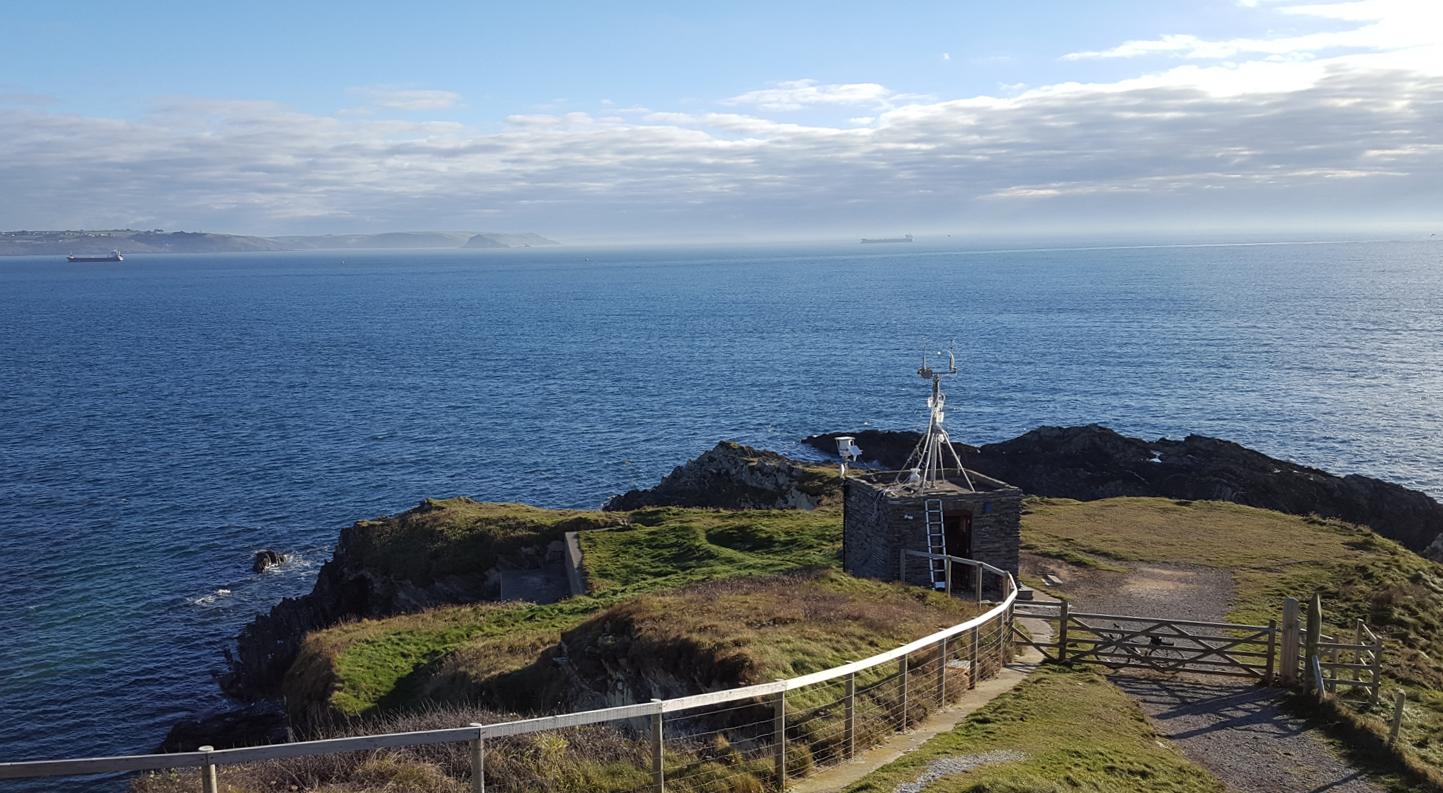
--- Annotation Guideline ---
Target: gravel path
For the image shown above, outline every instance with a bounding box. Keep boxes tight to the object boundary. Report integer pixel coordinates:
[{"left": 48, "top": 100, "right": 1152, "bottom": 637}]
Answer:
[
  {"left": 1112, "top": 675, "right": 1381, "bottom": 793},
  {"left": 1022, "top": 552, "right": 1383, "bottom": 793}
]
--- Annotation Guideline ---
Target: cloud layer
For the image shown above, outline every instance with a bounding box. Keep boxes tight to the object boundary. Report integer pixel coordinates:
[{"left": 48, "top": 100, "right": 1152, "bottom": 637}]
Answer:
[{"left": 3, "top": 1, "right": 1440, "bottom": 239}]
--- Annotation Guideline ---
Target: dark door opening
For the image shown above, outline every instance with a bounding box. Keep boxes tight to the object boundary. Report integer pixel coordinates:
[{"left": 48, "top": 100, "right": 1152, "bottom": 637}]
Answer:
[{"left": 943, "top": 511, "right": 974, "bottom": 589}]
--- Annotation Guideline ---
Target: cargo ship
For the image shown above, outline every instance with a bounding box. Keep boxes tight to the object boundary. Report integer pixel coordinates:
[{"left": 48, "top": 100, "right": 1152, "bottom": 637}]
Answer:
[
  {"left": 860, "top": 234, "right": 912, "bottom": 244},
  {"left": 67, "top": 250, "right": 124, "bottom": 262}
]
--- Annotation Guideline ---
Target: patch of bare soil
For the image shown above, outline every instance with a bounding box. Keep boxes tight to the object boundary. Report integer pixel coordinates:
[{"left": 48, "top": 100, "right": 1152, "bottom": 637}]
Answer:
[{"left": 1022, "top": 551, "right": 1384, "bottom": 793}]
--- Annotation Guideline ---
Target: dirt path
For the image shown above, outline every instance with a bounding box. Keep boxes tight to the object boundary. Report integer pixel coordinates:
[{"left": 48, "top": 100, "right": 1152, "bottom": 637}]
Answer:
[{"left": 1023, "top": 552, "right": 1383, "bottom": 793}]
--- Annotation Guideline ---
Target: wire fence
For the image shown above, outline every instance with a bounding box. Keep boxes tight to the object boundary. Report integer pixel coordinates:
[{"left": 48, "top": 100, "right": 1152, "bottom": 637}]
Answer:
[{"left": 3, "top": 558, "right": 1017, "bottom": 793}]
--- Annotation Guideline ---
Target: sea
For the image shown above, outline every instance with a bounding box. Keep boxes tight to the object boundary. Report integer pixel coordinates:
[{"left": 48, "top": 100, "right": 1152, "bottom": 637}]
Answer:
[{"left": 1, "top": 240, "right": 1441, "bottom": 788}]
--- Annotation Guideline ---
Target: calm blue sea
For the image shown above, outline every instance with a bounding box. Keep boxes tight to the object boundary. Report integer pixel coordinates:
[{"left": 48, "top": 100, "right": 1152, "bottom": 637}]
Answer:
[{"left": 2, "top": 240, "right": 1441, "bottom": 787}]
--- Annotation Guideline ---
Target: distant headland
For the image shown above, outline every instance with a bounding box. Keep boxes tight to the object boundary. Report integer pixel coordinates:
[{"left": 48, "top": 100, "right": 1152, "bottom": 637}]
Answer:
[{"left": 0, "top": 229, "right": 560, "bottom": 257}]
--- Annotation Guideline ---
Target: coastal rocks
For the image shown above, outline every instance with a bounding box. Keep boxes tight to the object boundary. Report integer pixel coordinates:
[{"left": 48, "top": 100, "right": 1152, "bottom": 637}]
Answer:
[
  {"left": 157, "top": 702, "right": 289, "bottom": 752},
  {"left": 603, "top": 441, "right": 839, "bottom": 512},
  {"left": 807, "top": 425, "right": 1443, "bottom": 553},
  {"left": 252, "top": 549, "right": 284, "bottom": 573}
]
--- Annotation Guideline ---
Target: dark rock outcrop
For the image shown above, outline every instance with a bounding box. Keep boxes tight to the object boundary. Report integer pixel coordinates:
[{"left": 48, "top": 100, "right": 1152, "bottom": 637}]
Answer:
[
  {"left": 252, "top": 549, "right": 284, "bottom": 573},
  {"left": 158, "top": 702, "right": 289, "bottom": 752},
  {"left": 806, "top": 425, "right": 1443, "bottom": 553},
  {"left": 220, "top": 504, "right": 497, "bottom": 702},
  {"left": 603, "top": 442, "right": 839, "bottom": 512}
]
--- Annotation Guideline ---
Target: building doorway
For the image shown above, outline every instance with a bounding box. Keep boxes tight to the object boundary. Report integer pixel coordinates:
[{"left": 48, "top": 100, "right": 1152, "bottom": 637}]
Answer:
[{"left": 943, "top": 511, "right": 974, "bottom": 589}]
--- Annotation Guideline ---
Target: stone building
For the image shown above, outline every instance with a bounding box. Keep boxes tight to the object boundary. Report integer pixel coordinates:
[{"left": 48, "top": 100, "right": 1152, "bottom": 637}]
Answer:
[
  {"left": 842, "top": 468, "right": 1022, "bottom": 594},
  {"left": 838, "top": 353, "right": 1024, "bottom": 596}
]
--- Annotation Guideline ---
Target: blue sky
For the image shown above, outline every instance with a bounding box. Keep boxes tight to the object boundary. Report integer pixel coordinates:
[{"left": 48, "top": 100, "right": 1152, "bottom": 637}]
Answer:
[{"left": 2, "top": 0, "right": 1440, "bottom": 241}]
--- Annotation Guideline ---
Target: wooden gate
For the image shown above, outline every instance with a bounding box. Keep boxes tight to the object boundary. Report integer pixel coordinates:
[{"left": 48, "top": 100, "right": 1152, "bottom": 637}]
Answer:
[{"left": 1014, "top": 601, "right": 1277, "bottom": 682}]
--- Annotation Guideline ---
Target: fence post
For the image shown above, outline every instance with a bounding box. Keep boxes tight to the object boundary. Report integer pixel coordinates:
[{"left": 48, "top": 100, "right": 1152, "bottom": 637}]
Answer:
[
  {"left": 1353, "top": 620, "right": 1365, "bottom": 686},
  {"left": 844, "top": 672, "right": 856, "bottom": 761},
  {"left": 899, "top": 656, "right": 909, "bottom": 729},
  {"left": 969, "top": 627, "right": 978, "bottom": 689},
  {"left": 198, "top": 746, "right": 217, "bottom": 793},
  {"left": 1305, "top": 594, "right": 1322, "bottom": 694},
  {"left": 1281, "top": 598, "right": 1299, "bottom": 685},
  {"left": 944, "top": 559, "right": 953, "bottom": 597},
  {"left": 468, "top": 724, "right": 485, "bottom": 793},
  {"left": 1265, "top": 619, "right": 1277, "bottom": 686},
  {"left": 975, "top": 563, "right": 983, "bottom": 603},
  {"left": 1370, "top": 634, "right": 1384, "bottom": 705},
  {"left": 937, "top": 636, "right": 949, "bottom": 706},
  {"left": 651, "top": 699, "right": 665, "bottom": 793},
  {"left": 1057, "top": 600, "right": 1070, "bottom": 664},
  {"left": 996, "top": 611, "right": 1006, "bottom": 671},
  {"left": 774, "top": 682, "right": 787, "bottom": 791},
  {"left": 1390, "top": 691, "right": 1406, "bottom": 745}
]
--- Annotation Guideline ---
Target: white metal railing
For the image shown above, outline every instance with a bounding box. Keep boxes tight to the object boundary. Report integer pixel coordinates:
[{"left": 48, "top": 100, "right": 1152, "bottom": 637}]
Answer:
[{"left": 2, "top": 564, "right": 1019, "bottom": 793}]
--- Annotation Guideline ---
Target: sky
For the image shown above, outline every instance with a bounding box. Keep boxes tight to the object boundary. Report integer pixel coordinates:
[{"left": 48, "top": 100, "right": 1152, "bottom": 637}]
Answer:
[{"left": 1, "top": 0, "right": 1440, "bottom": 242}]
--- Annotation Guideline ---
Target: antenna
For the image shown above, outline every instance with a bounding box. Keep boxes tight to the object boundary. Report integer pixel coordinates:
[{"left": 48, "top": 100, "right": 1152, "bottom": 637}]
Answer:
[{"left": 896, "top": 339, "right": 972, "bottom": 492}]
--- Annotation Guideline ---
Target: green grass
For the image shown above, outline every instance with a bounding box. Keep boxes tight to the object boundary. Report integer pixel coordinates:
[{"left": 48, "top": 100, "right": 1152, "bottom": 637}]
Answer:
[
  {"left": 841, "top": 664, "right": 1224, "bottom": 793},
  {"left": 579, "top": 506, "right": 844, "bottom": 595},
  {"left": 1021, "top": 496, "right": 1443, "bottom": 780},
  {"left": 289, "top": 503, "right": 847, "bottom": 719}
]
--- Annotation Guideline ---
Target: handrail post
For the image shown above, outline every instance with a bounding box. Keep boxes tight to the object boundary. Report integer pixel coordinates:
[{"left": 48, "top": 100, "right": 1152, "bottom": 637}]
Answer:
[
  {"left": 844, "top": 673, "right": 856, "bottom": 761},
  {"left": 1370, "top": 634, "right": 1384, "bottom": 704},
  {"left": 198, "top": 746, "right": 217, "bottom": 793},
  {"left": 469, "top": 724, "right": 485, "bottom": 793},
  {"left": 944, "top": 558, "right": 953, "bottom": 597},
  {"left": 774, "top": 682, "right": 787, "bottom": 791},
  {"left": 1281, "top": 598, "right": 1299, "bottom": 685},
  {"left": 975, "top": 562, "right": 983, "bottom": 603},
  {"left": 1264, "top": 619, "right": 1277, "bottom": 686},
  {"left": 898, "top": 656, "right": 909, "bottom": 729},
  {"left": 969, "top": 626, "right": 978, "bottom": 689},
  {"left": 1305, "top": 594, "right": 1322, "bottom": 694},
  {"left": 650, "top": 700, "right": 665, "bottom": 793},
  {"left": 937, "top": 636, "right": 949, "bottom": 707},
  {"left": 1390, "top": 691, "right": 1406, "bottom": 745},
  {"left": 1057, "top": 600, "right": 1070, "bottom": 663}
]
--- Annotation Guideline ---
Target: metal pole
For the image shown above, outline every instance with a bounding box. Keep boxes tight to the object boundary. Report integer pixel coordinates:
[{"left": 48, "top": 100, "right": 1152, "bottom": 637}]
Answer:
[
  {"left": 198, "top": 746, "right": 217, "bottom": 793},
  {"left": 944, "top": 559, "right": 952, "bottom": 597},
  {"left": 651, "top": 700, "right": 664, "bottom": 793},
  {"left": 844, "top": 673, "right": 856, "bottom": 761},
  {"left": 468, "top": 724, "right": 485, "bottom": 793},
  {"left": 774, "top": 682, "right": 787, "bottom": 791},
  {"left": 975, "top": 563, "right": 983, "bottom": 603}
]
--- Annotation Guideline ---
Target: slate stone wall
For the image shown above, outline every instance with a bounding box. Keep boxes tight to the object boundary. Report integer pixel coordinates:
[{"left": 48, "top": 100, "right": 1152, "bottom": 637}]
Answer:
[{"left": 843, "top": 475, "right": 1022, "bottom": 592}]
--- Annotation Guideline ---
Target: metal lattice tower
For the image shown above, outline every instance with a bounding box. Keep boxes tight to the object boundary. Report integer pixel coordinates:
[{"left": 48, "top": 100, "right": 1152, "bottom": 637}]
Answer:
[{"left": 897, "top": 347, "right": 974, "bottom": 493}]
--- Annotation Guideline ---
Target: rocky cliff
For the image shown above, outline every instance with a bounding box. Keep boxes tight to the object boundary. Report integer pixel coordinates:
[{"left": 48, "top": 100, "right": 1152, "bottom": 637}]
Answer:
[
  {"left": 805, "top": 425, "right": 1443, "bottom": 554},
  {"left": 603, "top": 441, "right": 841, "bottom": 511},
  {"left": 220, "top": 498, "right": 619, "bottom": 702}
]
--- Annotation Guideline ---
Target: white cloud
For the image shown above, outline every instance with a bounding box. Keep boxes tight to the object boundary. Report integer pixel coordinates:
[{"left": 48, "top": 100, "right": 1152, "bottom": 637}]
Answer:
[
  {"left": 720, "top": 79, "right": 932, "bottom": 112},
  {"left": 344, "top": 85, "right": 462, "bottom": 112},
  {"left": 2, "top": 1, "right": 1440, "bottom": 237}
]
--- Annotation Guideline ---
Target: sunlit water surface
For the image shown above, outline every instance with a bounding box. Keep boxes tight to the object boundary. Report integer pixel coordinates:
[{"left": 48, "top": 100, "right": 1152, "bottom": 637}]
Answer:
[{"left": 2, "top": 240, "right": 1441, "bottom": 789}]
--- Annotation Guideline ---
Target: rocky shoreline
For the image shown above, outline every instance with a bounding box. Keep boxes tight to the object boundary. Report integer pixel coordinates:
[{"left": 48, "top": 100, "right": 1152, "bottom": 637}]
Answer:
[
  {"left": 803, "top": 425, "right": 1443, "bottom": 555},
  {"left": 178, "top": 425, "right": 1443, "bottom": 751}
]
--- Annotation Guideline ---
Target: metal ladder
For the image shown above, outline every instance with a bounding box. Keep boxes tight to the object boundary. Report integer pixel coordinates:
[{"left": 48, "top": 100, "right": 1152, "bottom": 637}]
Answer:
[{"left": 924, "top": 499, "right": 947, "bottom": 589}]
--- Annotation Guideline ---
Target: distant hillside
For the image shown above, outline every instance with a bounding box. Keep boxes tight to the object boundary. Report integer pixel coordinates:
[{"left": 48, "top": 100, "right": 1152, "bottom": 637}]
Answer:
[
  {"left": 0, "top": 229, "right": 290, "bottom": 256},
  {"left": 277, "top": 231, "right": 559, "bottom": 249},
  {"left": 0, "top": 229, "right": 559, "bottom": 256}
]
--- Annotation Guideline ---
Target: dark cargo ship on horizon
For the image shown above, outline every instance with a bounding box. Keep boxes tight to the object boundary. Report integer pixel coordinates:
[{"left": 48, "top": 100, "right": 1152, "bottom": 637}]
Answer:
[{"left": 67, "top": 250, "right": 124, "bottom": 262}]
